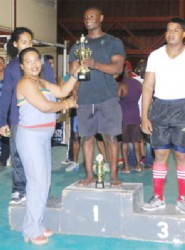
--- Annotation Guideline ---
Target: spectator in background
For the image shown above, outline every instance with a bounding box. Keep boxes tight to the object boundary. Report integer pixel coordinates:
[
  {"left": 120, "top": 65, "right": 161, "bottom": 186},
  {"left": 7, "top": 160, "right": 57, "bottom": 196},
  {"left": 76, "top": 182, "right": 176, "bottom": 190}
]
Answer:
[
  {"left": 0, "top": 56, "right": 10, "bottom": 167},
  {"left": 44, "top": 54, "right": 54, "bottom": 70},
  {"left": 44, "top": 54, "right": 67, "bottom": 86},
  {"left": 118, "top": 60, "right": 142, "bottom": 173},
  {"left": 134, "top": 59, "right": 154, "bottom": 168},
  {"left": 0, "top": 56, "right": 5, "bottom": 94}
]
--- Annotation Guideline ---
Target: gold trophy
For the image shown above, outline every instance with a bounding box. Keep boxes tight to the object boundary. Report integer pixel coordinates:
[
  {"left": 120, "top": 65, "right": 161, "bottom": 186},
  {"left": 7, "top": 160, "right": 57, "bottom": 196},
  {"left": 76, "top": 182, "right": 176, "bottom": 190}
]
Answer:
[
  {"left": 74, "top": 34, "right": 92, "bottom": 81},
  {"left": 93, "top": 154, "right": 105, "bottom": 188}
]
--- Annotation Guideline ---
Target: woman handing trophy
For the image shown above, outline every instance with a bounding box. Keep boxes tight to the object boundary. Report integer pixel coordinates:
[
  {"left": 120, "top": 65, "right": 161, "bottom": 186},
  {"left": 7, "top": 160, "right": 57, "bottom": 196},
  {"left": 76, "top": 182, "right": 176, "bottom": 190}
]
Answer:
[{"left": 74, "top": 34, "right": 92, "bottom": 81}]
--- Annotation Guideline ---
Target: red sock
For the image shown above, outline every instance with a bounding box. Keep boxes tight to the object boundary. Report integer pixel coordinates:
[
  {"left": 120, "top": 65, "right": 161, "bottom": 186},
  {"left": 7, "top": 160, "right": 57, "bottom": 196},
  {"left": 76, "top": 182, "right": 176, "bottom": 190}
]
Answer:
[
  {"left": 177, "top": 166, "right": 185, "bottom": 200},
  {"left": 153, "top": 162, "right": 168, "bottom": 199}
]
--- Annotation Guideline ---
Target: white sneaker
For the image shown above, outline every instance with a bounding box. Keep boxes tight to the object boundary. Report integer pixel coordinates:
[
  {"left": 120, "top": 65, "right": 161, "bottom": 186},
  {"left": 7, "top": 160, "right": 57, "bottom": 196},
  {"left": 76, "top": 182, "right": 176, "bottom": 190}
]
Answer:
[
  {"left": 142, "top": 195, "right": 166, "bottom": 211},
  {"left": 9, "top": 192, "right": 26, "bottom": 205},
  {"left": 176, "top": 196, "right": 185, "bottom": 213},
  {"left": 6, "top": 156, "right": 12, "bottom": 167},
  {"left": 104, "top": 162, "right": 110, "bottom": 172},
  {"left": 61, "top": 159, "right": 73, "bottom": 165},
  {"left": 66, "top": 162, "right": 79, "bottom": 172}
]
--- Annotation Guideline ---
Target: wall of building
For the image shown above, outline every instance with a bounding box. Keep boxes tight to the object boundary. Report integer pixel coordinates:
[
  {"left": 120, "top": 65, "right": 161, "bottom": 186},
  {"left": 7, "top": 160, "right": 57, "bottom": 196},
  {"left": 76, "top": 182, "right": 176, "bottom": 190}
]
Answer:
[
  {"left": 0, "top": 0, "right": 14, "bottom": 32},
  {"left": 0, "top": 0, "right": 57, "bottom": 42},
  {"left": 16, "top": 0, "right": 57, "bottom": 43},
  {"left": 0, "top": 0, "right": 61, "bottom": 74}
]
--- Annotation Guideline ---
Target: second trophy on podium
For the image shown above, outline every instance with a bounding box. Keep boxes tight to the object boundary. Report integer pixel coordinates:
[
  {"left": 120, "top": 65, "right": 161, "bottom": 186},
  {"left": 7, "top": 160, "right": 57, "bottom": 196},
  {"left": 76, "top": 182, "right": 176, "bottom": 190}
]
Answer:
[{"left": 93, "top": 154, "right": 105, "bottom": 188}]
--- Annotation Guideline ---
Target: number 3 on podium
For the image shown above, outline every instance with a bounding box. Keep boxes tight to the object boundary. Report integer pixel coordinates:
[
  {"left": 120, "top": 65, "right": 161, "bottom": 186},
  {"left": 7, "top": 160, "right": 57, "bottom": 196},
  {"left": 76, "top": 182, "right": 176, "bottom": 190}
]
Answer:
[{"left": 157, "top": 221, "right": 169, "bottom": 239}]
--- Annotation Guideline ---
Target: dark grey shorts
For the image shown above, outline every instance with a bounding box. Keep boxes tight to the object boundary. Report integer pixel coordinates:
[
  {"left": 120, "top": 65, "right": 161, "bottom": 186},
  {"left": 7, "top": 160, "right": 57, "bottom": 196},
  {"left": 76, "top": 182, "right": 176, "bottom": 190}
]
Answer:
[
  {"left": 150, "top": 98, "right": 185, "bottom": 149},
  {"left": 77, "top": 97, "right": 122, "bottom": 137}
]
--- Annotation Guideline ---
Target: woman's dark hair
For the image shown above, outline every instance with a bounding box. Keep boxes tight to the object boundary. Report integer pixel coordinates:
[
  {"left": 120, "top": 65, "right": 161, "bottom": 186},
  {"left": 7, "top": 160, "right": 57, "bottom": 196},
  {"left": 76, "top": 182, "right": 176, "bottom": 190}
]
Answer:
[
  {"left": 7, "top": 27, "right": 33, "bottom": 58},
  {"left": 19, "top": 47, "right": 40, "bottom": 64}
]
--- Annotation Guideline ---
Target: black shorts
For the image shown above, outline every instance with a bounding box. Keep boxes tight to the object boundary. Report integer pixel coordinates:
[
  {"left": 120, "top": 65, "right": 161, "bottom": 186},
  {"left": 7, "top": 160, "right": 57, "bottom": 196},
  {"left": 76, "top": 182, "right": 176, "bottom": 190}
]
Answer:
[
  {"left": 95, "top": 133, "right": 104, "bottom": 141},
  {"left": 150, "top": 98, "right": 185, "bottom": 150}
]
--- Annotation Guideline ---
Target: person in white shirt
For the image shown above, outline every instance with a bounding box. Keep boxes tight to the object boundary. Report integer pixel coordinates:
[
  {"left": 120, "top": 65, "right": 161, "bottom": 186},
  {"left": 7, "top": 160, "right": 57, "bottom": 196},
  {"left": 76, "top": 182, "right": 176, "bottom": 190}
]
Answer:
[{"left": 142, "top": 18, "right": 185, "bottom": 213}]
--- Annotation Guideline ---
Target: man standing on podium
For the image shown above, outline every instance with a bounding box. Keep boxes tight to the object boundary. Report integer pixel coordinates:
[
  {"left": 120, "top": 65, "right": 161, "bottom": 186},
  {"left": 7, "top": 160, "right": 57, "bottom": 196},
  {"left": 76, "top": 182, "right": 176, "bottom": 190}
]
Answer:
[
  {"left": 69, "top": 6, "right": 125, "bottom": 187},
  {"left": 142, "top": 18, "right": 185, "bottom": 213}
]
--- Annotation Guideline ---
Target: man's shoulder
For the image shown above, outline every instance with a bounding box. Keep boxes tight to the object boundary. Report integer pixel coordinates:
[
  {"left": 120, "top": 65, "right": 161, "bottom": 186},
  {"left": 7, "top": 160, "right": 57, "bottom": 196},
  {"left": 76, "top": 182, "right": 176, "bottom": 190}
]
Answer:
[
  {"left": 69, "top": 40, "right": 79, "bottom": 49},
  {"left": 104, "top": 33, "right": 121, "bottom": 42},
  {"left": 102, "top": 34, "right": 124, "bottom": 53},
  {"left": 150, "top": 45, "right": 166, "bottom": 56},
  {"left": 69, "top": 43, "right": 78, "bottom": 57}
]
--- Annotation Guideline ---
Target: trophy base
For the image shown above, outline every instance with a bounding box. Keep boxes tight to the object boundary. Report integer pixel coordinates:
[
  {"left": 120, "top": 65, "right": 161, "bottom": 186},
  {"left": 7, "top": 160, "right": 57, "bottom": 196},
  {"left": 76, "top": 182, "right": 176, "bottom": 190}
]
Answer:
[
  {"left": 78, "top": 71, "right": 90, "bottom": 81},
  {"left": 95, "top": 180, "right": 104, "bottom": 189}
]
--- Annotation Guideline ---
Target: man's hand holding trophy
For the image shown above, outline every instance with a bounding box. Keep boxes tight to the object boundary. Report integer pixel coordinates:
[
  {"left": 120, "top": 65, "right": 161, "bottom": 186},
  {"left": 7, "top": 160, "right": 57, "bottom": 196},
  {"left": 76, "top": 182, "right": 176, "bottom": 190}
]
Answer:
[{"left": 74, "top": 34, "right": 92, "bottom": 81}]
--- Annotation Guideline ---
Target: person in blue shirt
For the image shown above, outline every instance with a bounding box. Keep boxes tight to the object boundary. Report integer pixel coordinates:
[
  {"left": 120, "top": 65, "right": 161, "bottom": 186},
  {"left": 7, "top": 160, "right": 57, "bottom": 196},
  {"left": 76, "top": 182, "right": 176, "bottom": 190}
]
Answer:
[
  {"left": 0, "top": 27, "right": 56, "bottom": 204},
  {"left": 0, "top": 56, "right": 10, "bottom": 167}
]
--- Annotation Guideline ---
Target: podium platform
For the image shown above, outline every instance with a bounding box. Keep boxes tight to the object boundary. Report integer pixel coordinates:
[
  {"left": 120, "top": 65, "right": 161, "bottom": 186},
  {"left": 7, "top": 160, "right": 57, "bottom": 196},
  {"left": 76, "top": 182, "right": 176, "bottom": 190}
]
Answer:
[{"left": 9, "top": 181, "right": 185, "bottom": 244}]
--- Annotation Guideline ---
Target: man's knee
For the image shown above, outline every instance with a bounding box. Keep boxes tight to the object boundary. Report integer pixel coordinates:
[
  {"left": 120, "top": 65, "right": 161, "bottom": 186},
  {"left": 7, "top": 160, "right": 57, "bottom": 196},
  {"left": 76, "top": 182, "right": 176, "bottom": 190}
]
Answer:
[
  {"left": 175, "top": 151, "right": 185, "bottom": 164},
  {"left": 105, "top": 135, "right": 118, "bottom": 143},
  {"left": 154, "top": 149, "right": 170, "bottom": 162},
  {"left": 82, "top": 135, "right": 94, "bottom": 143},
  {"left": 73, "top": 132, "right": 80, "bottom": 143}
]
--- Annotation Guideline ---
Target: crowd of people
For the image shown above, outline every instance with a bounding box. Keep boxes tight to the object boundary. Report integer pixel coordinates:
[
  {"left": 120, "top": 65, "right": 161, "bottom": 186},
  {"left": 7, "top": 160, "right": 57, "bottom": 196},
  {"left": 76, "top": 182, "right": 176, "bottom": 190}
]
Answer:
[{"left": 1, "top": 5, "right": 185, "bottom": 246}]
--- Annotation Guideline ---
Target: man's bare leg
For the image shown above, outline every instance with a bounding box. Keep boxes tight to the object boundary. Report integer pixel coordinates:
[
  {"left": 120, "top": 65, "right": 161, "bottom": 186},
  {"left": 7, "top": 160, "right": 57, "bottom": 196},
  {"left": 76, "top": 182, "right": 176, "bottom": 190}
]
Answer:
[
  {"left": 73, "top": 132, "right": 80, "bottom": 163},
  {"left": 122, "top": 143, "right": 130, "bottom": 173},
  {"left": 105, "top": 135, "right": 122, "bottom": 187},
  {"left": 79, "top": 135, "right": 94, "bottom": 186},
  {"left": 133, "top": 142, "right": 142, "bottom": 171},
  {"left": 96, "top": 139, "right": 108, "bottom": 163}
]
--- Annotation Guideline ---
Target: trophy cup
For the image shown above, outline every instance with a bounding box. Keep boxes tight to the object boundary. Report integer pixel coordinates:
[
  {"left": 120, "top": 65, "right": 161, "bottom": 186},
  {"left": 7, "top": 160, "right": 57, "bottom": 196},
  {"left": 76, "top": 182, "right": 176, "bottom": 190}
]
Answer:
[
  {"left": 93, "top": 154, "right": 105, "bottom": 188},
  {"left": 74, "top": 34, "right": 92, "bottom": 81}
]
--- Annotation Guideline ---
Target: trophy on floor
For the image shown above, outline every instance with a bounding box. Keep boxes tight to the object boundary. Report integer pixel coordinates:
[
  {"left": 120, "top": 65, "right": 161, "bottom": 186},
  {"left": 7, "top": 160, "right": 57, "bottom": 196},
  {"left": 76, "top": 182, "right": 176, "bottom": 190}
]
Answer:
[
  {"left": 93, "top": 154, "right": 105, "bottom": 188},
  {"left": 74, "top": 34, "right": 92, "bottom": 81}
]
